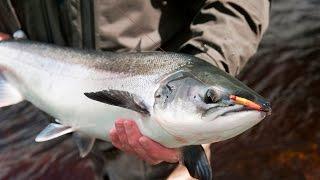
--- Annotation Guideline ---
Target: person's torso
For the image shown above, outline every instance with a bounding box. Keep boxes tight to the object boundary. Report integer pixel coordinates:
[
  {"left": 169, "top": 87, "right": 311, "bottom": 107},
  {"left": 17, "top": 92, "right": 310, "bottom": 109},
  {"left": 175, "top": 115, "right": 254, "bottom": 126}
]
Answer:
[{"left": 1, "top": 0, "right": 204, "bottom": 52}]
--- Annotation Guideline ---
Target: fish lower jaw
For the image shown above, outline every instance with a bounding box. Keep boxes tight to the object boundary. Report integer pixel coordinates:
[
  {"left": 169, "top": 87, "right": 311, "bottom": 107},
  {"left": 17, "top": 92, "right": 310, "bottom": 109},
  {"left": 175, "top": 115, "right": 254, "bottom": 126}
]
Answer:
[
  {"left": 165, "top": 111, "right": 265, "bottom": 146},
  {"left": 151, "top": 109, "right": 266, "bottom": 147},
  {"left": 208, "top": 111, "right": 266, "bottom": 141}
]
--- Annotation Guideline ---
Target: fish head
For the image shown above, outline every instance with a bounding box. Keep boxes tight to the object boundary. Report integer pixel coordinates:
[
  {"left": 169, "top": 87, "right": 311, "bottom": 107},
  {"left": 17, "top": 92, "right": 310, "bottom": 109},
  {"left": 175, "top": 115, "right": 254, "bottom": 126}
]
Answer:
[{"left": 153, "top": 59, "right": 271, "bottom": 146}]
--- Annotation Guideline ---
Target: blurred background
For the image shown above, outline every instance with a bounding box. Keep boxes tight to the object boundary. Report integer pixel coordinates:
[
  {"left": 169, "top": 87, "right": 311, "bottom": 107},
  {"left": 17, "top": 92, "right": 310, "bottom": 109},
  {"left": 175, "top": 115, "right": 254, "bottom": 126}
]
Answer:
[
  {"left": 212, "top": 0, "right": 320, "bottom": 179},
  {"left": 0, "top": 0, "right": 319, "bottom": 179}
]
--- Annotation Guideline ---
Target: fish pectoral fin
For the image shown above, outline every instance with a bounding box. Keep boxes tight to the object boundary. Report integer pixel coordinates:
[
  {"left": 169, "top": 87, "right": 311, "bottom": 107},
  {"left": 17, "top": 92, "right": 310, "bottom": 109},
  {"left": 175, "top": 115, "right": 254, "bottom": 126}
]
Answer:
[
  {"left": 73, "top": 132, "right": 95, "bottom": 157},
  {"left": 84, "top": 90, "right": 149, "bottom": 115},
  {"left": 35, "top": 123, "right": 73, "bottom": 142},
  {"left": 181, "top": 145, "right": 212, "bottom": 180},
  {"left": 0, "top": 74, "right": 23, "bottom": 107}
]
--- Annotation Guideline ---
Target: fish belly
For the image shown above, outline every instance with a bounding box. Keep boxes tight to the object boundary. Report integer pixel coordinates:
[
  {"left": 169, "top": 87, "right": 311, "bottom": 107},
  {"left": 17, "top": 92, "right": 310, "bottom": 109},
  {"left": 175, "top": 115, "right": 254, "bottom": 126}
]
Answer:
[
  {"left": 0, "top": 47, "right": 178, "bottom": 147},
  {"left": 9, "top": 66, "right": 174, "bottom": 146}
]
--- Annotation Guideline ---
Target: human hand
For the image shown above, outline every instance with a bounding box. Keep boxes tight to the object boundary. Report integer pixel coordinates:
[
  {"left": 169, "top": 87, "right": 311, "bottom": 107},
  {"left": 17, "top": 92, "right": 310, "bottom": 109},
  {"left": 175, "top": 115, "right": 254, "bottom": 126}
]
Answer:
[
  {"left": 109, "top": 119, "right": 180, "bottom": 165},
  {"left": 0, "top": 32, "right": 10, "bottom": 41}
]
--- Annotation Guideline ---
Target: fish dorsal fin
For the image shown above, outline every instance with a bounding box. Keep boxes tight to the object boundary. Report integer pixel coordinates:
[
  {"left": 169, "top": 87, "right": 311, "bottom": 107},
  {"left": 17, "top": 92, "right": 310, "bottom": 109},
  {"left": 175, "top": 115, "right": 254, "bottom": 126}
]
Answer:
[
  {"left": 35, "top": 123, "right": 74, "bottom": 142},
  {"left": 84, "top": 90, "right": 149, "bottom": 115},
  {"left": 73, "top": 132, "right": 95, "bottom": 157},
  {"left": 0, "top": 75, "right": 23, "bottom": 107},
  {"left": 181, "top": 145, "right": 212, "bottom": 180}
]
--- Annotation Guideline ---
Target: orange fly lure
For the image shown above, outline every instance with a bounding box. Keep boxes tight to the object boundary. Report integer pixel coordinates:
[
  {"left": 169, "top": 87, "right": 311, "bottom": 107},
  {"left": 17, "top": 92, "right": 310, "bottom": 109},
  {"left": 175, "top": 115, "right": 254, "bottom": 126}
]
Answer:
[{"left": 230, "top": 95, "right": 262, "bottom": 111}]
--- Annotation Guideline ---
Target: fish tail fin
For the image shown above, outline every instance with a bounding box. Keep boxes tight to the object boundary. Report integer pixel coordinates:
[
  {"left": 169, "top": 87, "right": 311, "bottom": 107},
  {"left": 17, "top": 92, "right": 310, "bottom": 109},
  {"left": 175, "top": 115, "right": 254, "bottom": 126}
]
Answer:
[{"left": 0, "top": 74, "right": 23, "bottom": 107}]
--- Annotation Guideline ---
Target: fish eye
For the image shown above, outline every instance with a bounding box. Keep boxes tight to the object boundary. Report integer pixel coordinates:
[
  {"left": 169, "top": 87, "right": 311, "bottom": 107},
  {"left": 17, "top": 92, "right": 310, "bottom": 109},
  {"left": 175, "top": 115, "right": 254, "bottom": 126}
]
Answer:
[{"left": 204, "top": 89, "right": 219, "bottom": 104}]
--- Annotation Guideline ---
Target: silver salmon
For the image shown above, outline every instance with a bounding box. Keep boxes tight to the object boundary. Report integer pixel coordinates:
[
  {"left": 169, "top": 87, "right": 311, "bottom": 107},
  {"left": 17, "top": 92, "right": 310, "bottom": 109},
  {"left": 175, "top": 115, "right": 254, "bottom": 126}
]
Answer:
[{"left": 0, "top": 40, "right": 271, "bottom": 180}]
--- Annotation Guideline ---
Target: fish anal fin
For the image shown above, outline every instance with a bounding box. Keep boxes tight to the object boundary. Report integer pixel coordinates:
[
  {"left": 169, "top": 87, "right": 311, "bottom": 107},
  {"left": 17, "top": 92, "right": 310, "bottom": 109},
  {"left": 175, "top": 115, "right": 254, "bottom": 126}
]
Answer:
[
  {"left": 73, "top": 132, "right": 95, "bottom": 157},
  {"left": 84, "top": 90, "right": 149, "bottom": 115},
  {"left": 0, "top": 74, "right": 23, "bottom": 107},
  {"left": 181, "top": 145, "right": 212, "bottom": 180},
  {"left": 35, "top": 123, "right": 73, "bottom": 142},
  {"left": 134, "top": 38, "right": 142, "bottom": 52}
]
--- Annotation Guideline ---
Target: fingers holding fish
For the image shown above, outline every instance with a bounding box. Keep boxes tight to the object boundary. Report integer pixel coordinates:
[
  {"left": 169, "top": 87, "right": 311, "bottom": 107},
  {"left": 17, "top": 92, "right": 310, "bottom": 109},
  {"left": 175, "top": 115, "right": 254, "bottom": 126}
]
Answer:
[
  {"left": 109, "top": 128, "right": 122, "bottom": 149},
  {"left": 111, "top": 119, "right": 179, "bottom": 165},
  {"left": 121, "top": 119, "right": 180, "bottom": 164},
  {"left": 114, "top": 120, "right": 133, "bottom": 153},
  {"left": 123, "top": 120, "right": 162, "bottom": 165},
  {"left": 110, "top": 124, "right": 155, "bottom": 164},
  {"left": 123, "top": 120, "right": 142, "bottom": 147},
  {"left": 139, "top": 136, "right": 180, "bottom": 163}
]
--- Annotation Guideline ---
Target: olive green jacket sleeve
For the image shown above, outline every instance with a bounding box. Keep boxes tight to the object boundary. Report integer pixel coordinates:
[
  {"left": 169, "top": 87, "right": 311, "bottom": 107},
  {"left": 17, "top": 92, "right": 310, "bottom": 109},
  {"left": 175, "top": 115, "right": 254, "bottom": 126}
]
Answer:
[{"left": 180, "top": 0, "right": 270, "bottom": 76}]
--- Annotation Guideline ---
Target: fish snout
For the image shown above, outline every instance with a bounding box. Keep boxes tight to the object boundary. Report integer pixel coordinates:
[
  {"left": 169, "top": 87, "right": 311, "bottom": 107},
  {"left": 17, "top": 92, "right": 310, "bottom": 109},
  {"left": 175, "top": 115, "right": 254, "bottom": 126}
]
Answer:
[{"left": 260, "top": 101, "right": 272, "bottom": 116}]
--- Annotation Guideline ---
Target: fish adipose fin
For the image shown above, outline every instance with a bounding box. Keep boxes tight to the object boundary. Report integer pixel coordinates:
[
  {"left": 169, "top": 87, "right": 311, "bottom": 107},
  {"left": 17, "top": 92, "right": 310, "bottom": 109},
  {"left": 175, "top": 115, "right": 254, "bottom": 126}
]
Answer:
[
  {"left": 35, "top": 123, "right": 74, "bottom": 142},
  {"left": 73, "top": 132, "right": 95, "bottom": 157},
  {"left": 84, "top": 90, "right": 149, "bottom": 115},
  {"left": 0, "top": 75, "right": 23, "bottom": 107},
  {"left": 182, "top": 145, "right": 213, "bottom": 180}
]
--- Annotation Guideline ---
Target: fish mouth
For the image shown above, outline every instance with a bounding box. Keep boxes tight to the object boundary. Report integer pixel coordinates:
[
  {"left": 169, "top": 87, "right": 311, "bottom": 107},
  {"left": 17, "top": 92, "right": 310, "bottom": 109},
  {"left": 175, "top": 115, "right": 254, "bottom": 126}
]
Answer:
[
  {"left": 203, "top": 105, "right": 266, "bottom": 121},
  {"left": 203, "top": 105, "right": 243, "bottom": 120},
  {"left": 220, "top": 106, "right": 248, "bottom": 116},
  {"left": 260, "top": 103, "right": 272, "bottom": 116}
]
